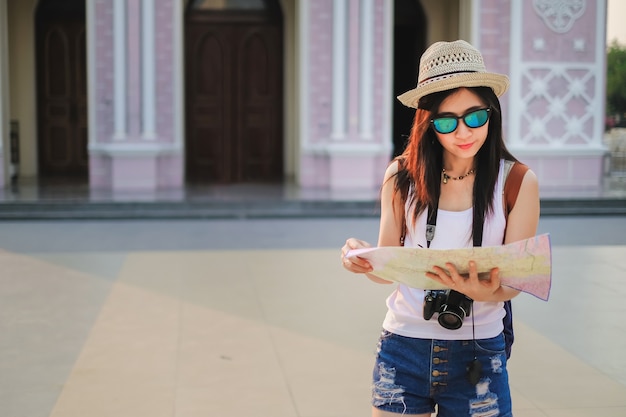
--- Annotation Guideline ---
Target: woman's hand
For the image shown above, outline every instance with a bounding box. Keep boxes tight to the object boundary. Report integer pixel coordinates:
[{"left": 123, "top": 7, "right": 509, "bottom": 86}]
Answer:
[
  {"left": 341, "top": 238, "right": 373, "bottom": 273},
  {"left": 425, "top": 261, "right": 507, "bottom": 302}
]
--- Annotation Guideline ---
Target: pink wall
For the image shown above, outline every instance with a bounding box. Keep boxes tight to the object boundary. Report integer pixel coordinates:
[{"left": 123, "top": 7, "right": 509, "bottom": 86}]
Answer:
[
  {"left": 155, "top": 0, "right": 174, "bottom": 143},
  {"left": 522, "top": 0, "right": 596, "bottom": 63},
  {"left": 302, "top": 0, "right": 390, "bottom": 189},
  {"left": 91, "top": 0, "right": 182, "bottom": 190},
  {"left": 373, "top": 0, "right": 385, "bottom": 142},
  {"left": 94, "top": 0, "right": 114, "bottom": 143},
  {"left": 480, "top": 0, "right": 607, "bottom": 191},
  {"left": 479, "top": 0, "right": 511, "bottom": 78},
  {"left": 307, "top": 0, "right": 333, "bottom": 146}
]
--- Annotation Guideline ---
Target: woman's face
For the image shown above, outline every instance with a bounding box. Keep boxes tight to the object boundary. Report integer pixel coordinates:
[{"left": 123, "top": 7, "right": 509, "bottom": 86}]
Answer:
[{"left": 432, "top": 88, "right": 489, "bottom": 161}]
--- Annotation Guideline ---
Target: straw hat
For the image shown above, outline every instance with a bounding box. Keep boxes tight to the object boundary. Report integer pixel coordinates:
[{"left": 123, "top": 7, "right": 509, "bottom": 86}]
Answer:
[{"left": 397, "top": 40, "right": 510, "bottom": 109}]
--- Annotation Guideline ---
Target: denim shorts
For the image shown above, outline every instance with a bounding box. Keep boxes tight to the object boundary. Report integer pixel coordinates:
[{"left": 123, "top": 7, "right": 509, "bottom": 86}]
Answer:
[{"left": 372, "top": 330, "right": 512, "bottom": 416}]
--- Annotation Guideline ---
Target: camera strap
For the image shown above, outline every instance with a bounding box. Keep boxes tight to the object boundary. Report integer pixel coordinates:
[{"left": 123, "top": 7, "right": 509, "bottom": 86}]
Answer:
[
  {"left": 426, "top": 200, "right": 483, "bottom": 385},
  {"left": 425, "top": 203, "right": 438, "bottom": 248},
  {"left": 426, "top": 204, "right": 482, "bottom": 247}
]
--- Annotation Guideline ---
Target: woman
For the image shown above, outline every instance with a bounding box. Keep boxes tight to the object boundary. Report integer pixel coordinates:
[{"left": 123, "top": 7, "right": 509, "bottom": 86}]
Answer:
[{"left": 341, "top": 40, "right": 539, "bottom": 416}]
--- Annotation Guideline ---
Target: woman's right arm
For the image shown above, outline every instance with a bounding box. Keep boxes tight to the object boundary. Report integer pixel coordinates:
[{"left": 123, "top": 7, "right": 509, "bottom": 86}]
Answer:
[{"left": 341, "top": 161, "right": 404, "bottom": 284}]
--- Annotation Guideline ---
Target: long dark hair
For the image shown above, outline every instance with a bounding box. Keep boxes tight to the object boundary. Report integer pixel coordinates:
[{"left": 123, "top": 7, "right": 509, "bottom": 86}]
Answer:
[{"left": 393, "top": 86, "right": 517, "bottom": 243}]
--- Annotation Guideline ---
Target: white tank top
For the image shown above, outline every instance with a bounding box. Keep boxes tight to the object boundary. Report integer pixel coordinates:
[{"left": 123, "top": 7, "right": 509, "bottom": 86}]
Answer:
[{"left": 382, "top": 159, "right": 508, "bottom": 340}]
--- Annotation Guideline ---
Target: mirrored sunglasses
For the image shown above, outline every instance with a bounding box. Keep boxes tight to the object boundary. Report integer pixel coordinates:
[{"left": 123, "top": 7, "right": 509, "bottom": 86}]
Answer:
[{"left": 431, "top": 108, "right": 491, "bottom": 134}]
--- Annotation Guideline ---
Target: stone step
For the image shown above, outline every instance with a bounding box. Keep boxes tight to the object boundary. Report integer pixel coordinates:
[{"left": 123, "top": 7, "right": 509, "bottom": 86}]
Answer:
[{"left": 0, "top": 198, "right": 624, "bottom": 220}]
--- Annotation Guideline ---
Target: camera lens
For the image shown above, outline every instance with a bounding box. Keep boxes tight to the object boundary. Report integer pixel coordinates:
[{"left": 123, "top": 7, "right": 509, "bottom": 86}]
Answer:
[
  {"left": 438, "top": 307, "right": 465, "bottom": 330},
  {"left": 436, "top": 290, "right": 472, "bottom": 330}
]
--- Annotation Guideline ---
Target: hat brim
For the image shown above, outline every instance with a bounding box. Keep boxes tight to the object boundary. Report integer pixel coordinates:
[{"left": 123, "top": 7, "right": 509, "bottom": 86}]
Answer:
[{"left": 397, "top": 72, "right": 510, "bottom": 109}]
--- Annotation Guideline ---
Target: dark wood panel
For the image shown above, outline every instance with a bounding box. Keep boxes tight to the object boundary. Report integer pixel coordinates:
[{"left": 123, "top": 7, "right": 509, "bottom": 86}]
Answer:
[
  {"left": 236, "top": 26, "right": 282, "bottom": 181},
  {"left": 36, "top": 7, "right": 87, "bottom": 177},
  {"left": 185, "top": 8, "right": 283, "bottom": 184}
]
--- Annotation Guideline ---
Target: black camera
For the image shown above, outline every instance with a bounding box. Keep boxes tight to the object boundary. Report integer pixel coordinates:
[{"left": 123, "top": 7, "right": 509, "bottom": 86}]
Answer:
[{"left": 423, "top": 290, "right": 473, "bottom": 330}]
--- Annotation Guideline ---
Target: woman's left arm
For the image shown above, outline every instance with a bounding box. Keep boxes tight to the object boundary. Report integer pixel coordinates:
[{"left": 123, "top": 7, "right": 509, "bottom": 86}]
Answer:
[
  {"left": 426, "top": 170, "right": 540, "bottom": 302},
  {"left": 503, "top": 169, "right": 540, "bottom": 246}
]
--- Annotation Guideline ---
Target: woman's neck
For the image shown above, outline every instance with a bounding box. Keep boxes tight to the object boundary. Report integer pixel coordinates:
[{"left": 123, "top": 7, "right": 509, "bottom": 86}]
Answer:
[{"left": 442, "top": 157, "right": 475, "bottom": 176}]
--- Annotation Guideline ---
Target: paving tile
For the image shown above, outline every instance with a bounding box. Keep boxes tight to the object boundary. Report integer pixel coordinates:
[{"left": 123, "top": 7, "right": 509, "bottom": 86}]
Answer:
[{"left": 1, "top": 224, "right": 625, "bottom": 417}]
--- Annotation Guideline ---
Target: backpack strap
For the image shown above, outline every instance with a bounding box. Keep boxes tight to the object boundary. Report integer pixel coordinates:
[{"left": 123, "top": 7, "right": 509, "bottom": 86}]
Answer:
[
  {"left": 396, "top": 157, "right": 408, "bottom": 246},
  {"left": 503, "top": 161, "right": 529, "bottom": 218},
  {"left": 501, "top": 160, "right": 529, "bottom": 360}
]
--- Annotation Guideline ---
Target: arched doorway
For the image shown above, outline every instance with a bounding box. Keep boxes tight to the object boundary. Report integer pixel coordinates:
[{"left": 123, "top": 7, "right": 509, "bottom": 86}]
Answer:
[
  {"left": 184, "top": 0, "right": 284, "bottom": 184},
  {"left": 392, "top": 0, "right": 426, "bottom": 158},
  {"left": 35, "top": 0, "right": 88, "bottom": 179}
]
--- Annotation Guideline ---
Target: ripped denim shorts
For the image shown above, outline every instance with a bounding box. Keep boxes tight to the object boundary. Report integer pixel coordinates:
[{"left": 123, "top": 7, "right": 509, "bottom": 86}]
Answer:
[{"left": 372, "top": 329, "right": 512, "bottom": 416}]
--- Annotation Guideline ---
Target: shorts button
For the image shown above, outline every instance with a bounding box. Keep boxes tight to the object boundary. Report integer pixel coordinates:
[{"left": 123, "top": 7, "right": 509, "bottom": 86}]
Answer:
[
  {"left": 432, "top": 381, "right": 438, "bottom": 386},
  {"left": 432, "top": 370, "right": 440, "bottom": 377},
  {"left": 433, "top": 358, "right": 440, "bottom": 364},
  {"left": 433, "top": 346, "right": 441, "bottom": 352}
]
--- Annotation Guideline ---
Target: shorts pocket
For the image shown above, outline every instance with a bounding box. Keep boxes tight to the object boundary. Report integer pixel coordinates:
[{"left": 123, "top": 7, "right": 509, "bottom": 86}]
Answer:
[{"left": 474, "top": 334, "right": 506, "bottom": 355}]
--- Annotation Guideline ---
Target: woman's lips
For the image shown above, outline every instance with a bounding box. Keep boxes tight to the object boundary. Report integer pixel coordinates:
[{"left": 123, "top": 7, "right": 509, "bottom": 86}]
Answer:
[{"left": 458, "top": 143, "right": 474, "bottom": 150}]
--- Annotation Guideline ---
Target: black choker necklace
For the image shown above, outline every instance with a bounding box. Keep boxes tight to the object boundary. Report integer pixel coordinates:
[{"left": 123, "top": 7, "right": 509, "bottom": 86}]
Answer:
[{"left": 442, "top": 168, "right": 475, "bottom": 184}]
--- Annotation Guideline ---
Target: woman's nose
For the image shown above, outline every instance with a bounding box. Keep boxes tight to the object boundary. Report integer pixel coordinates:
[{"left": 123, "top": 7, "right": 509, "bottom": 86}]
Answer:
[{"left": 455, "top": 121, "right": 472, "bottom": 138}]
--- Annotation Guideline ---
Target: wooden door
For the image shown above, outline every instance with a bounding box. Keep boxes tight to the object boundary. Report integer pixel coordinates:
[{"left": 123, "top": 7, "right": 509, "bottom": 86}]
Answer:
[
  {"left": 36, "top": 2, "right": 88, "bottom": 177},
  {"left": 185, "top": 6, "right": 283, "bottom": 183}
]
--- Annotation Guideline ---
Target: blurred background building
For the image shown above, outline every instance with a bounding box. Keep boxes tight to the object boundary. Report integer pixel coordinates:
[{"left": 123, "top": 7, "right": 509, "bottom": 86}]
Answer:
[{"left": 0, "top": 0, "right": 616, "bottom": 195}]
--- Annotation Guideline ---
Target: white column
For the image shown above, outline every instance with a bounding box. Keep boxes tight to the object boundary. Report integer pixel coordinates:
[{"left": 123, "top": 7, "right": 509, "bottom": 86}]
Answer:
[
  {"left": 331, "top": 0, "right": 348, "bottom": 141},
  {"left": 469, "top": 0, "right": 480, "bottom": 47},
  {"left": 173, "top": 0, "right": 184, "bottom": 148},
  {"left": 142, "top": 0, "right": 156, "bottom": 140},
  {"left": 359, "top": 0, "right": 374, "bottom": 141},
  {"left": 113, "top": 0, "right": 127, "bottom": 140},
  {"left": 594, "top": 0, "right": 607, "bottom": 144},
  {"left": 507, "top": 0, "right": 522, "bottom": 147}
]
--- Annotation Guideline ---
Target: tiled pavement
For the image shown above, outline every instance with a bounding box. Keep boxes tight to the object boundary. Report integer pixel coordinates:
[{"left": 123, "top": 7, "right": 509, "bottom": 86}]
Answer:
[{"left": 1, "top": 217, "right": 625, "bottom": 417}]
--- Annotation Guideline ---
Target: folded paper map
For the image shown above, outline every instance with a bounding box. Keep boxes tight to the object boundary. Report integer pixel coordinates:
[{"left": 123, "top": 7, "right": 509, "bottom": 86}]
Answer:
[{"left": 345, "top": 233, "right": 551, "bottom": 301}]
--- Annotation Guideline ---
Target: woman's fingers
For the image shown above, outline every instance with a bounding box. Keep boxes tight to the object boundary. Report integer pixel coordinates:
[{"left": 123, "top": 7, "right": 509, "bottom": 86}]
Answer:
[
  {"left": 342, "top": 255, "right": 372, "bottom": 272},
  {"left": 341, "top": 238, "right": 373, "bottom": 273},
  {"left": 425, "top": 261, "right": 503, "bottom": 301}
]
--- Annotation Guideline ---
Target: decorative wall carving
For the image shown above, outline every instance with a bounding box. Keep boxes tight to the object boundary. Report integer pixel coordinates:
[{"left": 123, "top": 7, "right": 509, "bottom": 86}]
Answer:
[
  {"left": 520, "top": 66, "right": 596, "bottom": 146},
  {"left": 533, "top": 0, "right": 586, "bottom": 33}
]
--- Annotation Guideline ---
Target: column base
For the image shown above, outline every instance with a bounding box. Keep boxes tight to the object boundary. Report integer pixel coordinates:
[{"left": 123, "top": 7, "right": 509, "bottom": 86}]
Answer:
[
  {"left": 299, "top": 143, "right": 391, "bottom": 191},
  {"left": 89, "top": 143, "right": 183, "bottom": 191}
]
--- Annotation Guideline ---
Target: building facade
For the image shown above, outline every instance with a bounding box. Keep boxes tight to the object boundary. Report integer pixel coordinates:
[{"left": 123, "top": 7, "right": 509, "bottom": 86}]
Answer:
[{"left": 0, "top": 0, "right": 609, "bottom": 194}]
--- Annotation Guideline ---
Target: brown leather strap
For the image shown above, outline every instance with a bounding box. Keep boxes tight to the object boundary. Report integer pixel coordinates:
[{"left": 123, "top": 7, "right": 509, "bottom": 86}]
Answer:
[
  {"left": 396, "top": 158, "right": 407, "bottom": 246},
  {"left": 504, "top": 162, "right": 529, "bottom": 218}
]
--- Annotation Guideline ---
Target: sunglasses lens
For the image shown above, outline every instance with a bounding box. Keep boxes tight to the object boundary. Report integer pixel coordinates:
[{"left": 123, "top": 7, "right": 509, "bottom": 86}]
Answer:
[
  {"left": 464, "top": 109, "right": 489, "bottom": 128},
  {"left": 432, "top": 118, "right": 457, "bottom": 134}
]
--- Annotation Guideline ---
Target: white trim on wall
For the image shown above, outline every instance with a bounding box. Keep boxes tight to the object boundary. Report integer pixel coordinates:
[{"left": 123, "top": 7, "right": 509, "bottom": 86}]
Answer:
[
  {"left": 174, "top": 0, "right": 184, "bottom": 149},
  {"left": 459, "top": 0, "right": 472, "bottom": 43},
  {"left": 508, "top": 1, "right": 607, "bottom": 151},
  {"left": 142, "top": 0, "right": 156, "bottom": 140},
  {"left": 113, "top": 0, "right": 127, "bottom": 140},
  {"left": 471, "top": 0, "right": 480, "bottom": 47},
  {"left": 595, "top": 0, "right": 607, "bottom": 145},
  {"left": 507, "top": 0, "right": 523, "bottom": 147},
  {"left": 331, "top": 0, "right": 347, "bottom": 140},
  {"left": 359, "top": 0, "right": 374, "bottom": 141}
]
